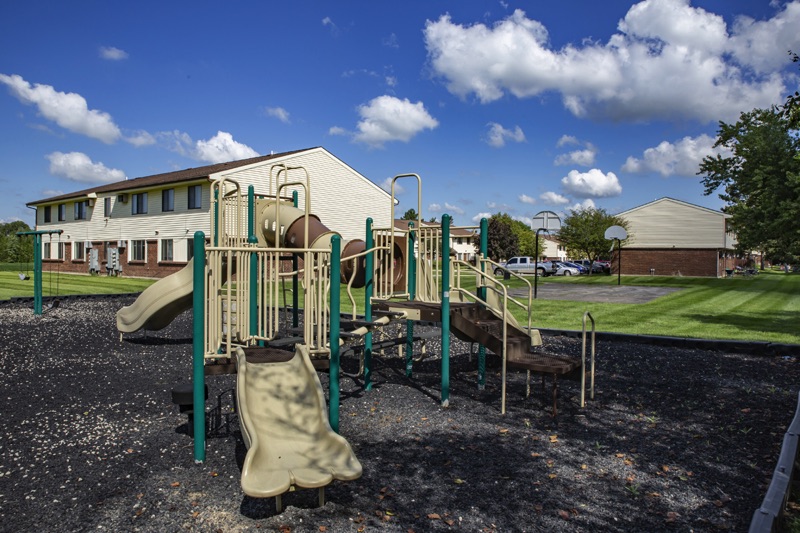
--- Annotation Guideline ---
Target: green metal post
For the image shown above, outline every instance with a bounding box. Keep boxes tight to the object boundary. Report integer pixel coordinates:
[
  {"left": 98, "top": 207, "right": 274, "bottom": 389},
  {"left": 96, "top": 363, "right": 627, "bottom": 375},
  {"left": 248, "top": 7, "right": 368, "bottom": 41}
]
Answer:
[
  {"left": 192, "top": 232, "right": 206, "bottom": 463},
  {"left": 364, "top": 218, "right": 374, "bottom": 391},
  {"left": 405, "top": 222, "right": 416, "bottom": 377},
  {"left": 329, "top": 236, "right": 341, "bottom": 432},
  {"left": 441, "top": 214, "right": 451, "bottom": 407},
  {"left": 248, "top": 187, "right": 258, "bottom": 341},
  {"left": 478, "top": 218, "right": 488, "bottom": 390},
  {"left": 292, "top": 191, "right": 299, "bottom": 328},
  {"left": 33, "top": 234, "right": 42, "bottom": 315}
]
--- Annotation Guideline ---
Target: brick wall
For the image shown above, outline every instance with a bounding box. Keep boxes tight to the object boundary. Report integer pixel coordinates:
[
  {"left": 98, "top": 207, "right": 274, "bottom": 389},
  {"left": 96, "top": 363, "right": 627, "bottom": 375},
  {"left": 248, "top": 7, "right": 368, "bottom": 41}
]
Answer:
[
  {"left": 43, "top": 240, "right": 187, "bottom": 279},
  {"left": 613, "top": 248, "right": 721, "bottom": 277}
]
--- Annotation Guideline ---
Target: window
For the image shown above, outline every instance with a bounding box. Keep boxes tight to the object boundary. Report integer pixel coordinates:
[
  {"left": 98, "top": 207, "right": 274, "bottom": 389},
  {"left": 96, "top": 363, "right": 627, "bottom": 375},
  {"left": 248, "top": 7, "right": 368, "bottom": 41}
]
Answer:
[
  {"left": 104, "top": 197, "right": 111, "bottom": 217},
  {"left": 132, "top": 192, "right": 148, "bottom": 215},
  {"left": 187, "top": 238, "right": 194, "bottom": 261},
  {"left": 161, "top": 239, "right": 174, "bottom": 261},
  {"left": 44, "top": 206, "right": 51, "bottom": 223},
  {"left": 74, "top": 200, "right": 88, "bottom": 220},
  {"left": 44, "top": 242, "right": 51, "bottom": 259},
  {"left": 58, "top": 204, "right": 66, "bottom": 221},
  {"left": 74, "top": 241, "right": 85, "bottom": 261},
  {"left": 188, "top": 185, "right": 201, "bottom": 209},
  {"left": 131, "top": 240, "right": 146, "bottom": 261},
  {"left": 57, "top": 242, "right": 64, "bottom": 260},
  {"left": 162, "top": 189, "right": 174, "bottom": 212}
]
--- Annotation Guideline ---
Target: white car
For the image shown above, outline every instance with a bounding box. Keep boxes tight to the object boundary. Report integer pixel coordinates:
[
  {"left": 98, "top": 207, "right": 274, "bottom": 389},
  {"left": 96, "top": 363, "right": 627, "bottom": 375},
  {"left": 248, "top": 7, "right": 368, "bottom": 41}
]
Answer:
[{"left": 554, "top": 262, "right": 580, "bottom": 276}]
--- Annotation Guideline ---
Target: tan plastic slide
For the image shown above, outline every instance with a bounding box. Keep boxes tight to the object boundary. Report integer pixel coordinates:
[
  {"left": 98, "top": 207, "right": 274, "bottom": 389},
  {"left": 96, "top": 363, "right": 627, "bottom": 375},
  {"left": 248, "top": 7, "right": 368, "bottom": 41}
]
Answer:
[
  {"left": 116, "top": 259, "right": 195, "bottom": 333},
  {"left": 235, "top": 345, "right": 362, "bottom": 498}
]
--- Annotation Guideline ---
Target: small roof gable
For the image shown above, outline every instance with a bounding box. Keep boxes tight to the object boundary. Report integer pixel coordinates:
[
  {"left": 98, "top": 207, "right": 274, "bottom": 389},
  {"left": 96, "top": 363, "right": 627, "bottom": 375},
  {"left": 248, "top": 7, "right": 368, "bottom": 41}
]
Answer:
[
  {"left": 27, "top": 148, "right": 315, "bottom": 206},
  {"left": 618, "top": 197, "right": 729, "bottom": 218}
]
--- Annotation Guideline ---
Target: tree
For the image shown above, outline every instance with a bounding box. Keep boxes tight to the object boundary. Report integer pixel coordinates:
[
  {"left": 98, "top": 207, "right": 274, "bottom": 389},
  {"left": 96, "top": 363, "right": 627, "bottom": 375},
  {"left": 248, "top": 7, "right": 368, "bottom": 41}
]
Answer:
[
  {"left": 784, "top": 51, "right": 799, "bottom": 130},
  {"left": 557, "top": 207, "right": 629, "bottom": 266},
  {"left": 479, "top": 213, "right": 519, "bottom": 261},
  {"left": 400, "top": 208, "right": 418, "bottom": 221},
  {"left": 489, "top": 213, "right": 544, "bottom": 257},
  {"left": 699, "top": 106, "right": 800, "bottom": 261},
  {"left": 0, "top": 221, "right": 34, "bottom": 263}
]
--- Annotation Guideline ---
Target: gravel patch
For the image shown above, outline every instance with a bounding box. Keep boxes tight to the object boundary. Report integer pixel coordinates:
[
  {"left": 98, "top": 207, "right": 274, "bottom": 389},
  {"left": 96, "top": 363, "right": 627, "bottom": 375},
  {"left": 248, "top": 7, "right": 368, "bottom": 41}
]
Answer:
[{"left": 0, "top": 297, "right": 798, "bottom": 532}]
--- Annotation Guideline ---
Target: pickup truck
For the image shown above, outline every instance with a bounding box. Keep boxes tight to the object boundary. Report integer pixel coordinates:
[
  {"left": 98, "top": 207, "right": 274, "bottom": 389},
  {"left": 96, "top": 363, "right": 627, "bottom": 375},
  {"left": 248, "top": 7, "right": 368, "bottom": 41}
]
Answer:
[{"left": 494, "top": 256, "right": 556, "bottom": 277}]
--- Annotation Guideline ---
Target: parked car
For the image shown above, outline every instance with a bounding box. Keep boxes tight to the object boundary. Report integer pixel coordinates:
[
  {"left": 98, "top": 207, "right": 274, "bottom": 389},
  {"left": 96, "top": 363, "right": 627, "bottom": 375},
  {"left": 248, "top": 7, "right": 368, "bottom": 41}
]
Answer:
[
  {"left": 494, "top": 256, "right": 557, "bottom": 277},
  {"left": 561, "top": 261, "right": 589, "bottom": 274},
  {"left": 554, "top": 262, "right": 580, "bottom": 276},
  {"left": 573, "top": 260, "right": 605, "bottom": 274},
  {"left": 594, "top": 260, "right": 611, "bottom": 274}
]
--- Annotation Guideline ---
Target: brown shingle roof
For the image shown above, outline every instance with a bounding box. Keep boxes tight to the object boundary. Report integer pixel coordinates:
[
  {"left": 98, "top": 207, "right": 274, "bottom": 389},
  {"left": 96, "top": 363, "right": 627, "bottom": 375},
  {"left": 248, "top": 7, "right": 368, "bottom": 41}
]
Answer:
[{"left": 27, "top": 148, "right": 315, "bottom": 206}]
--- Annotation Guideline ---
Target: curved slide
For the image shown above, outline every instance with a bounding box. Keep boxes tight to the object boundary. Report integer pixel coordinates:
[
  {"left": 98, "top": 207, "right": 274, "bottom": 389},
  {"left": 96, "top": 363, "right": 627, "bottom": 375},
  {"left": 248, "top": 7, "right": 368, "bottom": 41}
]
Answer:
[
  {"left": 116, "top": 259, "right": 195, "bottom": 333},
  {"left": 235, "top": 345, "right": 362, "bottom": 498}
]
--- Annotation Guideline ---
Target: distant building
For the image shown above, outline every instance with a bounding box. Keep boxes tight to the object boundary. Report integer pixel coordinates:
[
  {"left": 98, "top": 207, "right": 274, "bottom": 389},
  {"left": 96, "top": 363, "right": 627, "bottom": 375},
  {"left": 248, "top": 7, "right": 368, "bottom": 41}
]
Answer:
[
  {"left": 617, "top": 197, "right": 737, "bottom": 277},
  {"left": 27, "top": 147, "right": 392, "bottom": 278}
]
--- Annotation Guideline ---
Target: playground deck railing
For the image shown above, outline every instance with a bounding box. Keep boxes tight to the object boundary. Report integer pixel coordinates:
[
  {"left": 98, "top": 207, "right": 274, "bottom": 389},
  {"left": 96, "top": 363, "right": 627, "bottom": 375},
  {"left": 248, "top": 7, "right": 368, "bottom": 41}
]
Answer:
[{"left": 204, "top": 246, "right": 333, "bottom": 360}]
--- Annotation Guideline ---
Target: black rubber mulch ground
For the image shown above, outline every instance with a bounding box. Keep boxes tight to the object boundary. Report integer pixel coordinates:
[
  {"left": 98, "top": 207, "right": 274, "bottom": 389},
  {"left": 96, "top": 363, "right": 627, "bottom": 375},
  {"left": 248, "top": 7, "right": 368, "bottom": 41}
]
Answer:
[{"left": 0, "top": 296, "right": 798, "bottom": 532}]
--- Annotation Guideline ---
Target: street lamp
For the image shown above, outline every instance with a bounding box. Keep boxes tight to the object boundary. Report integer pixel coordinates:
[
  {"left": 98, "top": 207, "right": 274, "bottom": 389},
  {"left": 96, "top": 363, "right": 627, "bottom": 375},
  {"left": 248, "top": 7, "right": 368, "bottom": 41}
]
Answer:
[{"left": 534, "top": 228, "right": 549, "bottom": 299}]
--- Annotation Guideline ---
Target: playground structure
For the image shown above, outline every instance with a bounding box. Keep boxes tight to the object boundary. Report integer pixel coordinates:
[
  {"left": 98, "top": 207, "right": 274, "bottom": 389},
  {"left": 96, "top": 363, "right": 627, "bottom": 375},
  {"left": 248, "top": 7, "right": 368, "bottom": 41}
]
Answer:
[
  {"left": 116, "top": 165, "right": 596, "bottom": 509},
  {"left": 15, "top": 229, "right": 64, "bottom": 315}
]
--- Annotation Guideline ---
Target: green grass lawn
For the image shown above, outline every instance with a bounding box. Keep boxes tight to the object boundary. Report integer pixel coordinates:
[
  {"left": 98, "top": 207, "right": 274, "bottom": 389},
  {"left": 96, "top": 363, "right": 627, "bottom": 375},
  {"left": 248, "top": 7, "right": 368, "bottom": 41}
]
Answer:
[
  {"left": 0, "top": 271, "right": 155, "bottom": 300},
  {"left": 2, "top": 266, "right": 798, "bottom": 345},
  {"left": 511, "top": 270, "right": 800, "bottom": 344}
]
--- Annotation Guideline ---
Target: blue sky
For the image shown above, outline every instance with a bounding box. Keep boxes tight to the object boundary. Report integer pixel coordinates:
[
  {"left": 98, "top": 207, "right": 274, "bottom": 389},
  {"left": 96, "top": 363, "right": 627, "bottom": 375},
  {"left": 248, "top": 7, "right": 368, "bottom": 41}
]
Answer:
[{"left": 1, "top": 0, "right": 798, "bottom": 228}]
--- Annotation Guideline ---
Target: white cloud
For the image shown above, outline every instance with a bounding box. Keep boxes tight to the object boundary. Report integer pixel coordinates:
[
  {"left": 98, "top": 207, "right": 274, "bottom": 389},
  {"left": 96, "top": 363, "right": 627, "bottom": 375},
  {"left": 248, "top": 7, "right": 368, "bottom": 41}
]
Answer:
[
  {"left": 556, "top": 134, "right": 579, "bottom": 147},
  {"left": 383, "top": 33, "right": 399, "bottom": 48},
  {"left": 423, "top": 2, "right": 797, "bottom": 123},
  {"left": 160, "top": 130, "right": 259, "bottom": 163},
  {"left": 194, "top": 131, "right": 259, "bottom": 163},
  {"left": 554, "top": 147, "right": 596, "bottom": 166},
  {"left": 328, "top": 126, "right": 347, "bottom": 136},
  {"left": 322, "top": 16, "right": 340, "bottom": 36},
  {"left": 622, "top": 134, "right": 727, "bottom": 176},
  {"left": 353, "top": 95, "right": 438, "bottom": 148},
  {"left": 519, "top": 194, "right": 536, "bottom": 205},
  {"left": 47, "top": 152, "right": 126, "bottom": 183},
  {"left": 569, "top": 199, "right": 597, "bottom": 212},
  {"left": 0, "top": 73, "right": 121, "bottom": 143},
  {"left": 99, "top": 46, "right": 128, "bottom": 60},
  {"left": 265, "top": 106, "right": 291, "bottom": 124},
  {"left": 380, "top": 177, "right": 405, "bottom": 194},
  {"left": 472, "top": 211, "right": 493, "bottom": 222},
  {"left": 561, "top": 169, "right": 622, "bottom": 198},
  {"left": 485, "top": 122, "right": 525, "bottom": 147},
  {"left": 540, "top": 191, "right": 570, "bottom": 205},
  {"left": 125, "top": 130, "right": 156, "bottom": 146},
  {"left": 445, "top": 202, "right": 465, "bottom": 215},
  {"left": 428, "top": 203, "right": 442, "bottom": 212},
  {"left": 514, "top": 215, "right": 533, "bottom": 225}
]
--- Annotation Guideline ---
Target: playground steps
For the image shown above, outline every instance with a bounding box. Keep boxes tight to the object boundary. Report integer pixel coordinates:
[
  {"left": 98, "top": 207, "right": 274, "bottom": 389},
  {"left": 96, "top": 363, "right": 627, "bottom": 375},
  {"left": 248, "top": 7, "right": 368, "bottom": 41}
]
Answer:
[{"left": 450, "top": 305, "right": 586, "bottom": 416}]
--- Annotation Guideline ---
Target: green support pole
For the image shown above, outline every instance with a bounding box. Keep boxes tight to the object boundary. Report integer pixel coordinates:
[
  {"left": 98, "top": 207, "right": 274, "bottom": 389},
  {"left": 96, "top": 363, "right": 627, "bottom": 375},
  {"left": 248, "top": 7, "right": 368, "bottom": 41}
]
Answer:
[
  {"left": 292, "top": 191, "right": 299, "bottom": 328},
  {"left": 441, "top": 214, "right": 451, "bottom": 407},
  {"left": 192, "top": 232, "right": 206, "bottom": 463},
  {"left": 364, "top": 218, "right": 374, "bottom": 391},
  {"left": 329, "top": 236, "right": 341, "bottom": 432},
  {"left": 248, "top": 187, "right": 258, "bottom": 342},
  {"left": 405, "top": 222, "right": 416, "bottom": 377},
  {"left": 16, "top": 229, "right": 62, "bottom": 316},
  {"left": 33, "top": 234, "right": 43, "bottom": 315},
  {"left": 478, "top": 218, "right": 488, "bottom": 390}
]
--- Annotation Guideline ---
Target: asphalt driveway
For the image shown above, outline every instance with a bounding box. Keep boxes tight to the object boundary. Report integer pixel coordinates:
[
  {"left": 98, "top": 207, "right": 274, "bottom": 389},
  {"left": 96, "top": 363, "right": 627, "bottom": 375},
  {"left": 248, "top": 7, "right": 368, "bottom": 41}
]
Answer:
[{"left": 523, "top": 282, "right": 682, "bottom": 304}]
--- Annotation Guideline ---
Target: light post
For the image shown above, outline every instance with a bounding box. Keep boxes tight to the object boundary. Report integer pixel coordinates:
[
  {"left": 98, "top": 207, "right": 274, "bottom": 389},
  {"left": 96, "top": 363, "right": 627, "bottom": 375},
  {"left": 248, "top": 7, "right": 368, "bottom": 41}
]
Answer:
[{"left": 533, "top": 228, "right": 549, "bottom": 299}]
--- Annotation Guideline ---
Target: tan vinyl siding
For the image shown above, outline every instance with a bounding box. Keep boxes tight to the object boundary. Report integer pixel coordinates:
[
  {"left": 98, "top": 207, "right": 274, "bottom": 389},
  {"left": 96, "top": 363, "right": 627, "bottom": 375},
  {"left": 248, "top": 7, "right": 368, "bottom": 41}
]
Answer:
[
  {"left": 214, "top": 147, "right": 391, "bottom": 242},
  {"left": 621, "top": 198, "right": 728, "bottom": 249}
]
